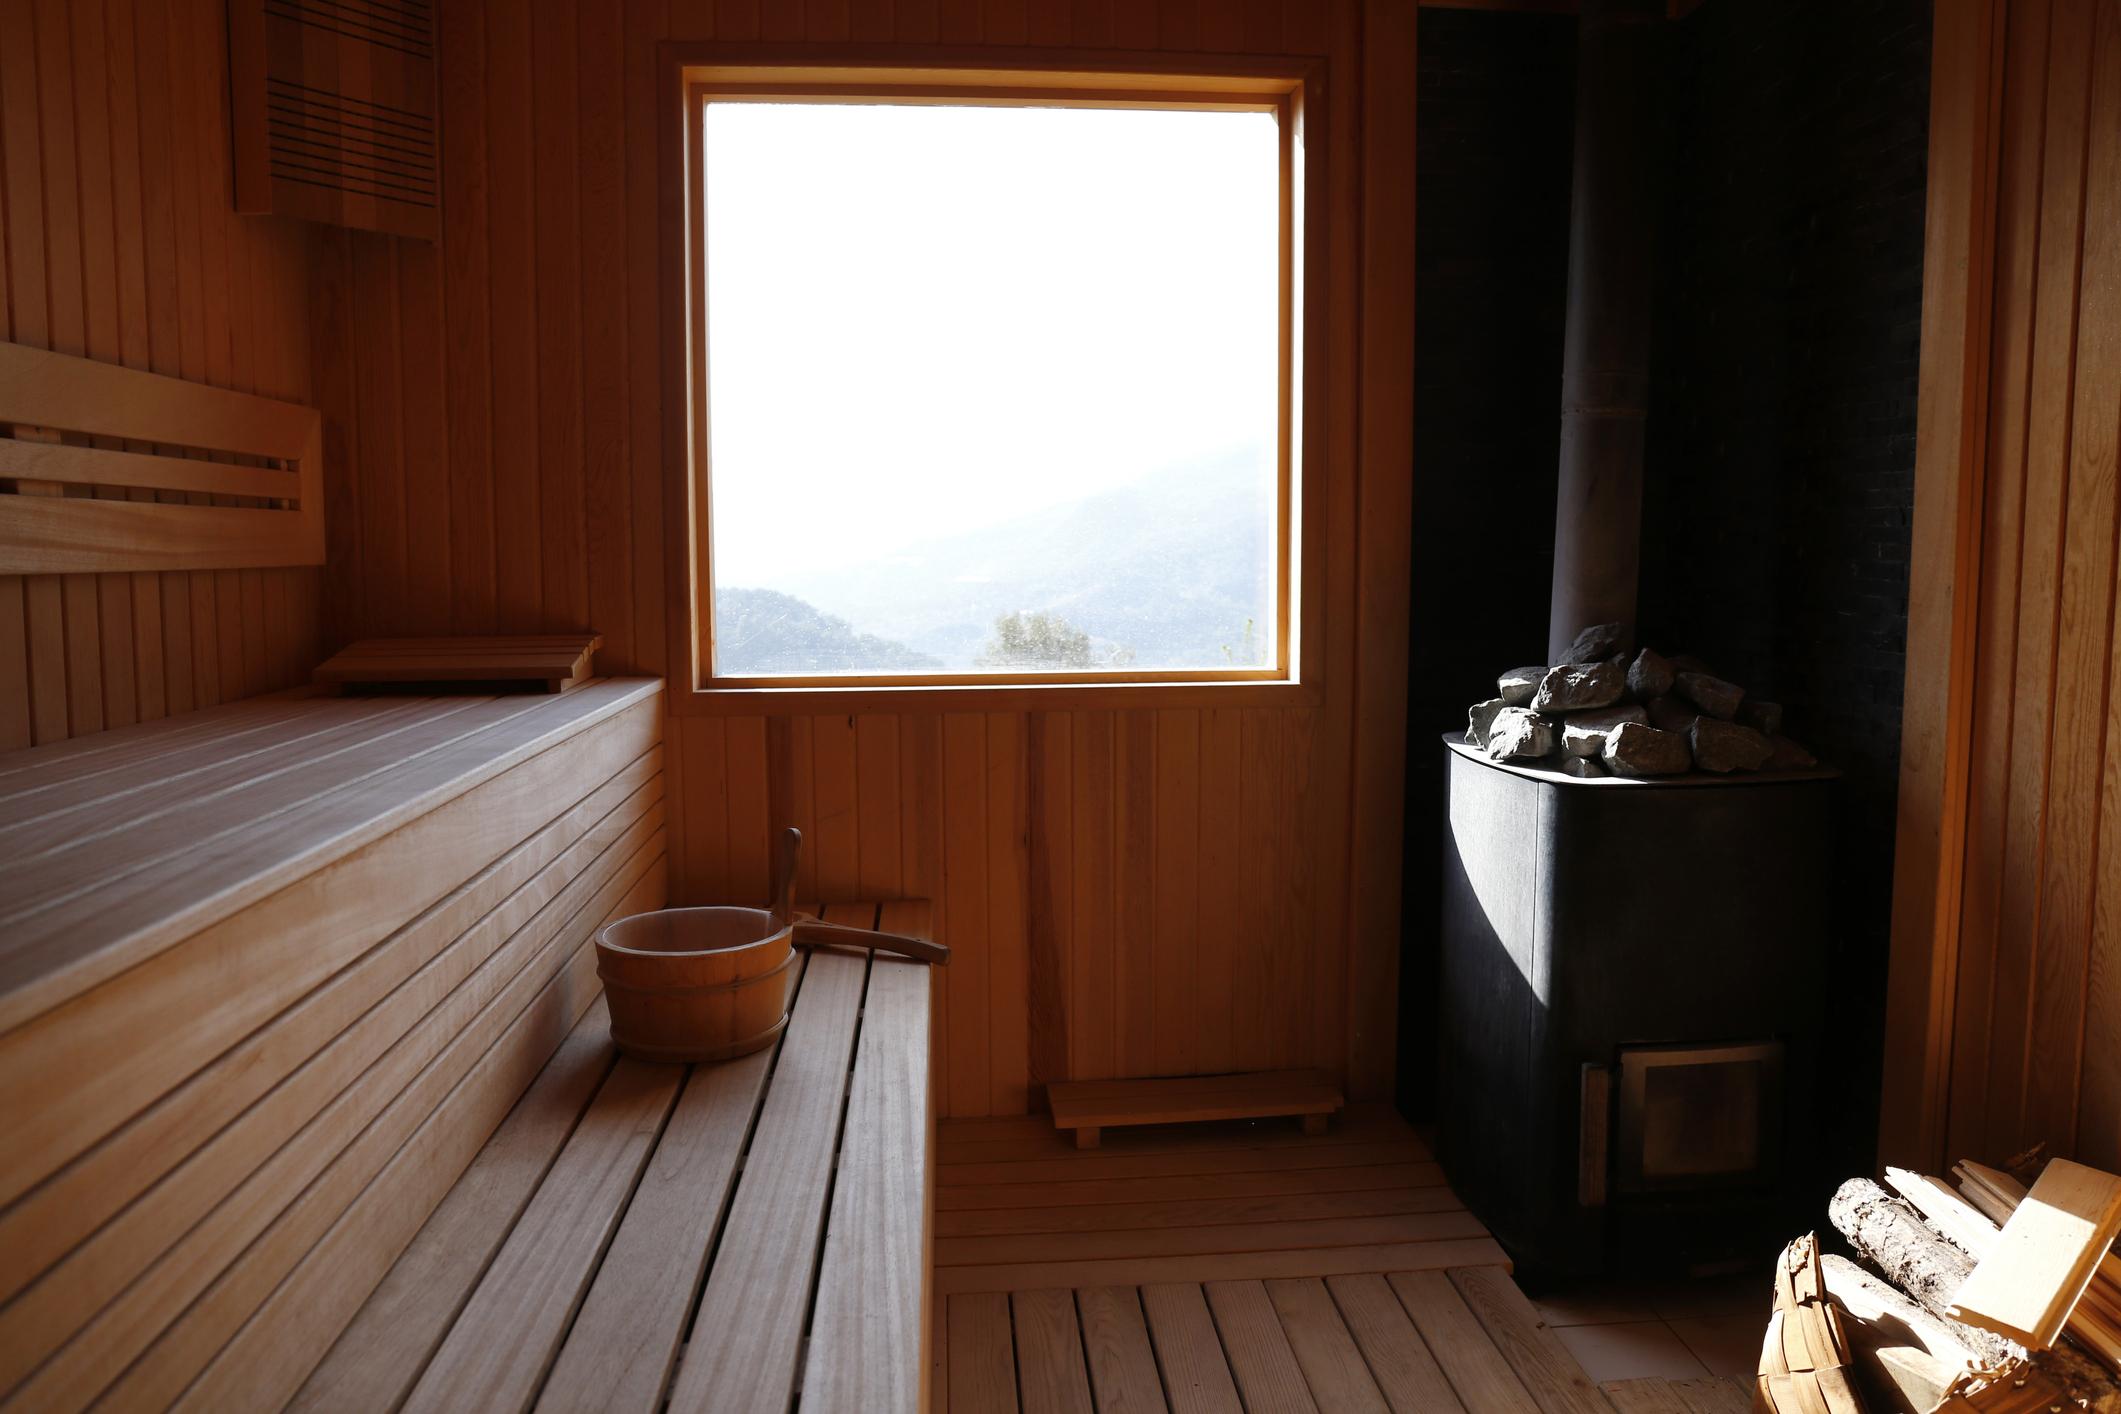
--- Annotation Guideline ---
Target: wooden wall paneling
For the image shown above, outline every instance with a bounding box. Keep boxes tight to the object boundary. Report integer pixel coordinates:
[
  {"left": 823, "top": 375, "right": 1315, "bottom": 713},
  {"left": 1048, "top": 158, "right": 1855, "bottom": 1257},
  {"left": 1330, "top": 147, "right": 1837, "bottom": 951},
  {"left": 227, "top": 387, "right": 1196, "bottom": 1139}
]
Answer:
[
  {"left": 485, "top": 0, "right": 542, "bottom": 635},
  {"left": 2058, "top": 0, "right": 2121, "bottom": 1166},
  {"left": 2021, "top": 0, "right": 2108, "bottom": 1155},
  {"left": 1892, "top": 0, "right": 2121, "bottom": 1172},
  {"left": 400, "top": 242, "right": 451, "bottom": 635},
  {"left": 0, "top": 0, "right": 319, "bottom": 747},
  {"left": 441, "top": 0, "right": 498, "bottom": 636},
  {"left": 580, "top": 0, "right": 635, "bottom": 672},
  {"left": 1238, "top": 707, "right": 1283, "bottom": 1069},
  {"left": 726, "top": 715, "right": 771, "bottom": 903},
  {"left": 1026, "top": 711, "right": 1072, "bottom": 1093},
  {"left": 1348, "top": 0, "right": 1419, "bottom": 1101},
  {"left": 814, "top": 713, "right": 862, "bottom": 895},
  {"left": 1152, "top": 709, "right": 1201, "bottom": 1077},
  {"left": 943, "top": 712, "right": 991, "bottom": 1115},
  {"left": 1197, "top": 706, "right": 1242, "bottom": 1075},
  {"left": 353, "top": 234, "right": 408, "bottom": 635},
  {"left": 1880, "top": 0, "right": 2006, "bottom": 1169},
  {"left": 1067, "top": 710, "right": 1116, "bottom": 1082},
  {"left": 1115, "top": 710, "right": 1158, "bottom": 1078},
  {"left": 315, "top": 0, "right": 1406, "bottom": 1117},
  {"left": 1947, "top": 0, "right": 2055, "bottom": 1164},
  {"left": 986, "top": 711, "right": 1030, "bottom": 1114},
  {"left": 627, "top": 0, "right": 671, "bottom": 675},
  {"left": 859, "top": 713, "right": 905, "bottom": 901},
  {"left": 532, "top": 0, "right": 590, "bottom": 637}
]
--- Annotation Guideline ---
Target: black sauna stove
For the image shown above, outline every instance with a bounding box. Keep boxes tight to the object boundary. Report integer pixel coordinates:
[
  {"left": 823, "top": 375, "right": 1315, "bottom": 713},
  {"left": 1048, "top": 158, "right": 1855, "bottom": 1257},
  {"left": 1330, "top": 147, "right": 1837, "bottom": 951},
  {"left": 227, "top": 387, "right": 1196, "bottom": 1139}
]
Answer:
[{"left": 1437, "top": 737, "right": 1840, "bottom": 1279}]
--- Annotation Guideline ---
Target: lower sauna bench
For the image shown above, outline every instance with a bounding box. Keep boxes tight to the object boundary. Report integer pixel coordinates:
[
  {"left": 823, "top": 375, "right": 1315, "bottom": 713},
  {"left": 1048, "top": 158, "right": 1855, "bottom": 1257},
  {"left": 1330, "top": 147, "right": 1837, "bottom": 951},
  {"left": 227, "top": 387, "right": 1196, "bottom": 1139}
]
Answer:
[
  {"left": 0, "top": 679, "right": 668, "bottom": 1412},
  {"left": 297, "top": 902, "right": 934, "bottom": 1414}
]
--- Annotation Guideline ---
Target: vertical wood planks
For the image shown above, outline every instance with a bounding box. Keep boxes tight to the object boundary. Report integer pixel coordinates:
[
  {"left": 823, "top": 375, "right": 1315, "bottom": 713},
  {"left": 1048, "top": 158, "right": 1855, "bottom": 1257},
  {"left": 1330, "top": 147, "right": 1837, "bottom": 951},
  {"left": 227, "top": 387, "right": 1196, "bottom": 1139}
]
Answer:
[
  {"left": 304, "top": 0, "right": 1402, "bottom": 1126},
  {"left": 0, "top": 0, "right": 319, "bottom": 745}
]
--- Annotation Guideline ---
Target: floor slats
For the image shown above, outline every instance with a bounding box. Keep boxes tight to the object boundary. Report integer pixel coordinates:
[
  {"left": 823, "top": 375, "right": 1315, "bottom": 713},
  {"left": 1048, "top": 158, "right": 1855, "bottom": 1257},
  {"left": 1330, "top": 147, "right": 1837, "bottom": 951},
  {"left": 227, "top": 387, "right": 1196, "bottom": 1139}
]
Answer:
[{"left": 938, "top": 1109, "right": 1756, "bottom": 1414}]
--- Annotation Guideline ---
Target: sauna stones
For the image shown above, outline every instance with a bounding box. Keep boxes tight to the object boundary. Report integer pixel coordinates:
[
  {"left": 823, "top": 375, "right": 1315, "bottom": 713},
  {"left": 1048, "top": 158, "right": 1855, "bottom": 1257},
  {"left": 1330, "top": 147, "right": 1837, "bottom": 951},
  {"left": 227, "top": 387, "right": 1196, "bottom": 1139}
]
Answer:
[
  {"left": 1628, "top": 647, "right": 1676, "bottom": 700},
  {"left": 1739, "top": 699, "right": 1785, "bottom": 736},
  {"left": 1532, "top": 660, "right": 1624, "bottom": 713},
  {"left": 1603, "top": 722, "right": 1691, "bottom": 777},
  {"left": 1690, "top": 718, "right": 1774, "bottom": 773},
  {"left": 1460, "top": 622, "right": 1825, "bottom": 778},
  {"left": 1484, "top": 707, "right": 1555, "bottom": 761},
  {"left": 1676, "top": 670, "right": 1744, "bottom": 720},
  {"left": 1466, "top": 697, "right": 1508, "bottom": 748},
  {"left": 1563, "top": 621, "right": 1631, "bottom": 663},
  {"left": 1562, "top": 703, "right": 1647, "bottom": 757},
  {"left": 1498, "top": 666, "right": 1545, "bottom": 706}
]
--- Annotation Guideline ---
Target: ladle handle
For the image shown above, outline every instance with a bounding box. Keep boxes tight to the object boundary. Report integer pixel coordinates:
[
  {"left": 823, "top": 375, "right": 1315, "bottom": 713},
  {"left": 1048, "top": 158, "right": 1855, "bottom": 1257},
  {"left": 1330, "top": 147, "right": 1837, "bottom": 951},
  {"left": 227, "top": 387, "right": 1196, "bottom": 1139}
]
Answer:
[
  {"left": 792, "top": 920, "right": 951, "bottom": 966},
  {"left": 769, "top": 827, "right": 801, "bottom": 930}
]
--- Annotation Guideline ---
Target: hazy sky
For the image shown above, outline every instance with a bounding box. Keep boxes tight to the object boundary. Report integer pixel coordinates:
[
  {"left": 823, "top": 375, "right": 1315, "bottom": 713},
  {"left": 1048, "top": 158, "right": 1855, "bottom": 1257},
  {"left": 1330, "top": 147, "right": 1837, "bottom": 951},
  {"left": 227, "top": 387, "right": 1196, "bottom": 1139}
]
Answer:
[{"left": 702, "top": 100, "right": 1280, "bottom": 588}]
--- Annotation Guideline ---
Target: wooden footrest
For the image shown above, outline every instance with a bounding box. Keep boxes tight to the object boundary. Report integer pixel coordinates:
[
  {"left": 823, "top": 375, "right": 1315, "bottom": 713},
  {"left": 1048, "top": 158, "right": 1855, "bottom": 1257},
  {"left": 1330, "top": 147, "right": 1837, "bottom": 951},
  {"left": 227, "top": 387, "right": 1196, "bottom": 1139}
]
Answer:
[{"left": 1047, "top": 1069, "right": 1345, "bottom": 1149}]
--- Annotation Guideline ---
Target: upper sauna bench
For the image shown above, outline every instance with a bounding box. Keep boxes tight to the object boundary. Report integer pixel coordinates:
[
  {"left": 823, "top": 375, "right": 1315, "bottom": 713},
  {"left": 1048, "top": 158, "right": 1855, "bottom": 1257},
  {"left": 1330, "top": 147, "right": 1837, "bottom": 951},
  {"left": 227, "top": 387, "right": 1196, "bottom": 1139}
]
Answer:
[{"left": 0, "top": 679, "right": 666, "bottom": 1412}]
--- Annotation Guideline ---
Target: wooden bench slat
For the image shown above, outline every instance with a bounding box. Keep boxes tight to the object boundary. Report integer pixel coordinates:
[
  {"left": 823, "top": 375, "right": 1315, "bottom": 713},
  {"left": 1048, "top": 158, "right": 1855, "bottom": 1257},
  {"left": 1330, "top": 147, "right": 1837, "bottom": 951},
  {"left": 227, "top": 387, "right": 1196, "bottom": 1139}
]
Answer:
[
  {"left": 35, "top": 847, "right": 659, "bottom": 1413},
  {"left": 938, "top": 1186, "right": 1465, "bottom": 1240},
  {"left": 1049, "top": 1070, "right": 1344, "bottom": 1128},
  {"left": 803, "top": 954, "right": 934, "bottom": 1413},
  {"left": 934, "top": 1237, "right": 1513, "bottom": 1296},
  {"left": 401, "top": 1058, "right": 686, "bottom": 1414},
  {"left": 0, "top": 679, "right": 659, "bottom": 1031},
  {"left": 0, "top": 692, "right": 657, "bottom": 1210},
  {"left": 0, "top": 694, "right": 438, "bottom": 852},
  {"left": 937, "top": 1209, "right": 1490, "bottom": 1267},
  {"left": 1266, "top": 1277, "right": 1390, "bottom": 1414},
  {"left": 538, "top": 1012, "right": 781, "bottom": 1414},
  {"left": 288, "top": 1005, "right": 617, "bottom": 1414},
  {"left": 0, "top": 800, "right": 665, "bottom": 1392},
  {"left": 1204, "top": 1280, "right": 1318, "bottom": 1414},
  {"left": 663, "top": 948, "right": 871, "bottom": 1414},
  {"left": 0, "top": 760, "right": 658, "bottom": 1312},
  {"left": 172, "top": 975, "right": 628, "bottom": 1414}
]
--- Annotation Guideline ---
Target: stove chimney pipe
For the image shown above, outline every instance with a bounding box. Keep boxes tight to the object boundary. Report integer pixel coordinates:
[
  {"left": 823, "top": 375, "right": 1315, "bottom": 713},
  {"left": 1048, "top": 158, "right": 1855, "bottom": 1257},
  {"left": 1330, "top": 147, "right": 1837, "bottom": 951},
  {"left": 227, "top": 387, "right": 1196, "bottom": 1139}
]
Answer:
[{"left": 1547, "top": 0, "right": 1662, "bottom": 663}]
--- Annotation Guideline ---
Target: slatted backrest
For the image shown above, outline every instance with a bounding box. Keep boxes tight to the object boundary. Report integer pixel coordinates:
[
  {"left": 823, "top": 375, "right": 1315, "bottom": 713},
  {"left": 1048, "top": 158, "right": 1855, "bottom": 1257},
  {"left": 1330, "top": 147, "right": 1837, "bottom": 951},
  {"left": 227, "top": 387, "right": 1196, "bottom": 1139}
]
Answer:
[{"left": 0, "top": 342, "right": 326, "bottom": 574}]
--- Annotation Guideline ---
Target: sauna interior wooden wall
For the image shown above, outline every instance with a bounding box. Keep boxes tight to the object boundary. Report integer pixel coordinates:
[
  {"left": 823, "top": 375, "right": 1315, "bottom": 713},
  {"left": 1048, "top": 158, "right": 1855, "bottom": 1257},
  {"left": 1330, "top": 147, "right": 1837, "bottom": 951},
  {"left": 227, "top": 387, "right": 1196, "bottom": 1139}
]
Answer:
[
  {"left": 1886, "top": 0, "right": 2121, "bottom": 1173},
  {"left": 309, "top": 0, "right": 1419, "bottom": 1115},
  {"left": 0, "top": 0, "right": 322, "bottom": 750}
]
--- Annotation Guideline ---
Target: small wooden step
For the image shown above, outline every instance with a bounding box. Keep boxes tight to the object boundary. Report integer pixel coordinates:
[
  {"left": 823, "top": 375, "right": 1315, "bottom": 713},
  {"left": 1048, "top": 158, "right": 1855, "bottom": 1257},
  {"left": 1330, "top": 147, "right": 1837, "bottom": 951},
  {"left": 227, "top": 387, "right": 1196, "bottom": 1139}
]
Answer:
[
  {"left": 1047, "top": 1070, "right": 1345, "bottom": 1150},
  {"left": 316, "top": 634, "right": 602, "bottom": 694}
]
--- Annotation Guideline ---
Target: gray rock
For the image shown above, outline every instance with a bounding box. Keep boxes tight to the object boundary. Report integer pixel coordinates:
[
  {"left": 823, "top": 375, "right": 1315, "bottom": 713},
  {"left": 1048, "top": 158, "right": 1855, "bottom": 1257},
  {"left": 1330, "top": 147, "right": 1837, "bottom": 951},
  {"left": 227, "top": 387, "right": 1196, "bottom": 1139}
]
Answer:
[
  {"left": 1498, "top": 666, "right": 1546, "bottom": 706},
  {"left": 1644, "top": 695, "right": 1699, "bottom": 734},
  {"left": 1675, "top": 670, "right": 1744, "bottom": 720},
  {"left": 1689, "top": 718, "right": 1773, "bottom": 773},
  {"left": 1561, "top": 622, "right": 1631, "bottom": 664},
  {"left": 1766, "top": 735, "right": 1819, "bottom": 771},
  {"left": 1557, "top": 755, "right": 1608, "bottom": 779},
  {"left": 1483, "top": 707, "right": 1555, "bottom": 761},
  {"left": 1466, "top": 697, "right": 1507, "bottom": 748},
  {"left": 1531, "top": 660, "right": 1625, "bottom": 713},
  {"left": 1603, "top": 721, "right": 1691, "bottom": 776},
  {"left": 1562, "top": 703, "right": 1649, "bottom": 757},
  {"left": 1627, "top": 647, "right": 1676, "bottom": 701},
  {"left": 1737, "top": 699, "right": 1784, "bottom": 736}
]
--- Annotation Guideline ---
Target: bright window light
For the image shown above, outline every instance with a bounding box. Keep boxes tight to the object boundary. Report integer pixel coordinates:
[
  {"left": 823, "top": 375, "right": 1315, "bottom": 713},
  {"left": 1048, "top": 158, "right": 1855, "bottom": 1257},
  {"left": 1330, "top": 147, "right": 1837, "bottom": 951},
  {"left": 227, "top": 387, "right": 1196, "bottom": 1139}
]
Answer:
[{"left": 700, "top": 99, "right": 1283, "bottom": 680}]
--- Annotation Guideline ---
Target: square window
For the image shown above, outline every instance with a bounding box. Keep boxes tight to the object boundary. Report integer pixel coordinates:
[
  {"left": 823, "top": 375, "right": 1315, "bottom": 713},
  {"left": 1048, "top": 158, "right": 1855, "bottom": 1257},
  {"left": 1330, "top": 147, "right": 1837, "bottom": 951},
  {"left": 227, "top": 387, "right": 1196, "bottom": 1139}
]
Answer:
[{"left": 683, "top": 72, "right": 1303, "bottom": 693}]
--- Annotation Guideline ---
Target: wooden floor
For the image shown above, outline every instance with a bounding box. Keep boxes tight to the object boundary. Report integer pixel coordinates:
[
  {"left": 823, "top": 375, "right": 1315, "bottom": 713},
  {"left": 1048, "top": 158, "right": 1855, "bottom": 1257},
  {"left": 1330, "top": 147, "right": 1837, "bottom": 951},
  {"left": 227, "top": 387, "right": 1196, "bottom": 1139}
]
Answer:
[{"left": 931, "top": 1106, "right": 1754, "bottom": 1412}]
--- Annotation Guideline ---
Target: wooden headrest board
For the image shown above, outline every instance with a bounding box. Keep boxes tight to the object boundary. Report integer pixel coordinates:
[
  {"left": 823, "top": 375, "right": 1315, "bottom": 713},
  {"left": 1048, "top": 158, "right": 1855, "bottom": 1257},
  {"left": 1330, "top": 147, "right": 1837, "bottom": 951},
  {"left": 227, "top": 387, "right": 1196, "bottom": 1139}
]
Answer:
[{"left": 0, "top": 341, "right": 325, "bottom": 575}]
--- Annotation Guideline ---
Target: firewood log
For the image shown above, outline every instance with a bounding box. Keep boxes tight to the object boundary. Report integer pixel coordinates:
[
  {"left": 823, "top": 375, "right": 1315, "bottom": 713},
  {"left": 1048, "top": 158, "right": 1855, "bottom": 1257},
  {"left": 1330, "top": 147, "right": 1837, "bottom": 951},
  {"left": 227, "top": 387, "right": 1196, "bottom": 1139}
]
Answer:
[
  {"left": 1831, "top": 1178, "right": 2121, "bottom": 1412},
  {"left": 1820, "top": 1253, "right": 1976, "bottom": 1413}
]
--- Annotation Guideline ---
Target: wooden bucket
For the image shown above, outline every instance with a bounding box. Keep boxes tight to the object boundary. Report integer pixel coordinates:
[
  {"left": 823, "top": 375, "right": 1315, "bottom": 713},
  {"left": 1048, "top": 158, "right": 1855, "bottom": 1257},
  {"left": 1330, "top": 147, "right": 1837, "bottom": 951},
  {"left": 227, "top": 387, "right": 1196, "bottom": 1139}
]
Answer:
[{"left": 594, "top": 906, "right": 797, "bottom": 1063}]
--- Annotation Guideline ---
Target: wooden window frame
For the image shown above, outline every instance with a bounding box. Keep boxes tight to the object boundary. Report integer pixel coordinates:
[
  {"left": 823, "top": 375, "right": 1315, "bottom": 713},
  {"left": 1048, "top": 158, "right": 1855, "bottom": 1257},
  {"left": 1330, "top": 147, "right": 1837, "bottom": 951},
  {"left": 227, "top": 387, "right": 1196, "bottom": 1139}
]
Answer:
[{"left": 660, "top": 44, "right": 1327, "bottom": 714}]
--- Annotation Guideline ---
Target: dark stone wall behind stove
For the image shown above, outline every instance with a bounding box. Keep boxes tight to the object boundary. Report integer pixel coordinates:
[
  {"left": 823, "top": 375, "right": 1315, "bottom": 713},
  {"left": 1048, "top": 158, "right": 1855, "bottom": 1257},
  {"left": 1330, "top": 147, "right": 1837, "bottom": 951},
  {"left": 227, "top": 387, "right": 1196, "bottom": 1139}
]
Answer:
[{"left": 1399, "top": 0, "right": 1932, "bottom": 1180}]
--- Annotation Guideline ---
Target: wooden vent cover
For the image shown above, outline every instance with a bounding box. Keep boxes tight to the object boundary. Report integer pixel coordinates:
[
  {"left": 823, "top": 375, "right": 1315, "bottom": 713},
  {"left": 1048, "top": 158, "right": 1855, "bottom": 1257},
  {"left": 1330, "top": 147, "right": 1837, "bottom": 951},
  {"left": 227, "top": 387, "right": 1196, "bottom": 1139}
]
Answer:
[{"left": 228, "top": 0, "right": 439, "bottom": 241}]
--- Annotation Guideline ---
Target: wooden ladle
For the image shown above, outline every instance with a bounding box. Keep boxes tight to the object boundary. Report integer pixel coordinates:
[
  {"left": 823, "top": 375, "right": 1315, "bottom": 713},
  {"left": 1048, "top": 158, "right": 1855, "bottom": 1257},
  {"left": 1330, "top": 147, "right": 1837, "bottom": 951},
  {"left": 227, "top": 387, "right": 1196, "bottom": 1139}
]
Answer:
[{"left": 769, "top": 826, "right": 951, "bottom": 966}]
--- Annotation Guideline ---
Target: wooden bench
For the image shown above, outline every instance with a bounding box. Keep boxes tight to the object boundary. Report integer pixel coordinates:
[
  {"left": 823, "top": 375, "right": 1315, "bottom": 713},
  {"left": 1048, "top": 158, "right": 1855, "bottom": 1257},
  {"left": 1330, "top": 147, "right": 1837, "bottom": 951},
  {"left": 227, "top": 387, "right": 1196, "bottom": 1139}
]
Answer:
[
  {"left": 291, "top": 900, "right": 936, "bottom": 1414},
  {"left": 0, "top": 679, "right": 666, "bottom": 1412}
]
